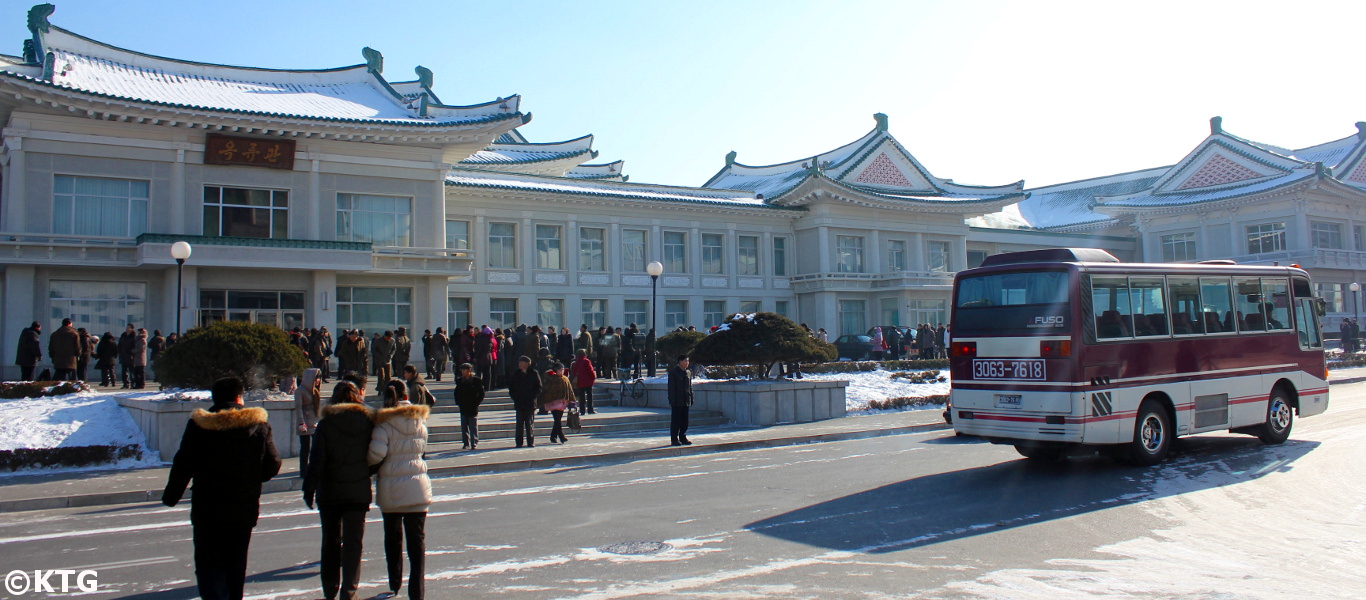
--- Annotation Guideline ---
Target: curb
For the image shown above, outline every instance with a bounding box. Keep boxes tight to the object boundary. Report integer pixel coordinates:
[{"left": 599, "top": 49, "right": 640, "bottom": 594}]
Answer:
[{"left": 0, "top": 421, "right": 951, "bottom": 514}]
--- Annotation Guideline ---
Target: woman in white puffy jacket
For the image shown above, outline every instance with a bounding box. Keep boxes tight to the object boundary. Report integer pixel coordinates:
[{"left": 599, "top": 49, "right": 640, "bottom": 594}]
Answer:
[{"left": 368, "top": 380, "right": 431, "bottom": 600}]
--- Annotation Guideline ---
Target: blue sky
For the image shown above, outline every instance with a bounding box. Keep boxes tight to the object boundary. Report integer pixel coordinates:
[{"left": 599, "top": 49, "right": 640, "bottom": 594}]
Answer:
[{"left": 7, "top": 0, "right": 1365, "bottom": 189}]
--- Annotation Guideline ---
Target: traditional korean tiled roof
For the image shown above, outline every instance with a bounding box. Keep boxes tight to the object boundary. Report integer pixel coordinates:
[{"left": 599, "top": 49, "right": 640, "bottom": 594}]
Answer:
[
  {"left": 701, "top": 114, "right": 1025, "bottom": 209},
  {"left": 970, "top": 167, "right": 1167, "bottom": 231},
  {"left": 1095, "top": 167, "right": 1321, "bottom": 211},
  {"left": 0, "top": 8, "right": 524, "bottom": 131},
  {"left": 459, "top": 134, "right": 596, "bottom": 166},
  {"left": 446, "top": 169, "right": 799, "bottom": 212},
  {"left": 565, "top": 160, "right": 627, "bottom": 181}
]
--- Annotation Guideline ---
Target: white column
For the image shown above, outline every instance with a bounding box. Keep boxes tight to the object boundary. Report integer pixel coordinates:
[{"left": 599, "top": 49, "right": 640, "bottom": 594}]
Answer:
[
  {"left": 170, "top": 146, "right": 186, "bottom": 235},
  {"left": 430, "top": 173, "right": 446, "bottom": 249},
  {"left": 817, "top": 226, "right": 831, "bottom": 272},
  {"left": 726, "top": 226, "right": 739, "bottom": 279},
  {"left": 868, "top": 230, "right": 882, "bottom": 273},
  {"left": 311, "top": 270, "right": 337, "bottom": 333},
  {"left": 522, "top": 216, "right": 534, "bottom": 281},
  {"left": 760, "top": 231, "right": 773, "bottom": 279},
  {"left": 473, "top": 214, "right": 486, "bottom": 283},
  {"left": 688, "top": 226, "right": 701, "bottom": 277},
  {"left": 608, "top": 222, "right": 623, "bottom": 276},
  {"left": 1199, "top": 224, "right": 1210, "bottom": 260},
  {"left": 427, "top": 276, "right": 448, "bottom": 335},
  {"left": 951, "top": 236, "right": 967, "bottom": 273},
  {"left": 3, "top": 136, "right": 25, "bottom": 234},
  {"left": 910, "top": 233, "right": 925, "bottom": 271},
  {"left": 308, "top": 158, "right": 322, "bottom": 240},
  {"left": 567, "top": 219, "right": 579, "bottom": 283},
  {"left": 3, "top": 265, "right": 36, "bottom": 377}
]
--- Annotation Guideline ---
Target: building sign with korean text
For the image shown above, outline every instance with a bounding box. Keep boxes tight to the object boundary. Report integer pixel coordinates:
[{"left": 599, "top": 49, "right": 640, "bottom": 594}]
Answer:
[{"left": 204, "top": 134, "right": 296, "bottom": 170}]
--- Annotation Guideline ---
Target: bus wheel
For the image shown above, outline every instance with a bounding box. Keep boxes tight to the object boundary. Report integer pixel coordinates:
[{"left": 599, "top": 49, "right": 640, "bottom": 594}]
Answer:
[
  {"left": 1125, "top": 399, "right": 1172, "bottom": 466},
  {"left": 1255, "top": 388, "right": 1294, "bottom": 445},
  {"left": 1015, "top": 444, "right": 1063, "bottom": 461}
]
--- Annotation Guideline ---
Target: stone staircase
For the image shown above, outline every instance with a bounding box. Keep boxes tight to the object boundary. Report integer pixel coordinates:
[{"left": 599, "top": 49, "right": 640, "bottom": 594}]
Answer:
[{"left": 374, "top": 385, "right": 727, "bottom": 450}]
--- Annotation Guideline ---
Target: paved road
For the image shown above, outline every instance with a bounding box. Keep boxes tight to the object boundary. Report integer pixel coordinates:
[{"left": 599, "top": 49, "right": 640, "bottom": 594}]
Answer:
[{"left": 3, "top": 384, "right": 1363, "bottom": 599}]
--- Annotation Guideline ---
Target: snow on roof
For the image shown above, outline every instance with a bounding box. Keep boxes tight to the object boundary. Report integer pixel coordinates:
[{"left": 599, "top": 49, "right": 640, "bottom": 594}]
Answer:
[
  {"left": 4, "top": 26, "right": 518, "bottom": 127},
  {"left": 1096, "top": 167, "right": 1318, "bottom": 210},
  {"left": 702, "top": 128, "right": 882, "bottom": 199},
  {"left": 1292, "top": 133, "right": 1362, "bottom": 170},
  {"left": 970, "top": 167, "right": 1167, "bottom": 230},
  {"left": 459, "top": 135, "right": 595, "bottom": 166},
  {"left": 566, "top": 160, "right": 627, "bottom": 180},
  {"left": 446, "top": 169, "right": 798, "bottom": 211}
]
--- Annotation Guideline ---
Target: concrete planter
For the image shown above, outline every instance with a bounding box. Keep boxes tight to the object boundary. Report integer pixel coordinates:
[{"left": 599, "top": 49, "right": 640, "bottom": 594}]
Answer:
[
  {"left": 117, "top": 397, "right": 300, "bottom": 462},
  {"left": 610, "top": 378, "right": 848, "bottom": 426}
]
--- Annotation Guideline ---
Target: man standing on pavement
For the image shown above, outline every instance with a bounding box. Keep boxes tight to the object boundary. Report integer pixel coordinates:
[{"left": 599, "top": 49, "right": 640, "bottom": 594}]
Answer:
[
  {"left": 507, "top": 356, "right": 542, "bottom": 448},
  {"left": 392, "top": 327, "right": 411, "bottom": 377},
  {"left": 117, "top": 324, "right": 136, "bottom": 388},
  {"left": 48, "top": 318, "right": 80, "bottom": 381},
  {"left": 162, "top": 377, "right": 282, "bottom": 600},
  {"left": 15, "top": 321, "right": 41, "bottom": 381},
  {"left": 668, "top": 355, "right": 694, "bottom": 446},
  {"left": 373, "top": 331, "right": 396, "bottom": 392}
]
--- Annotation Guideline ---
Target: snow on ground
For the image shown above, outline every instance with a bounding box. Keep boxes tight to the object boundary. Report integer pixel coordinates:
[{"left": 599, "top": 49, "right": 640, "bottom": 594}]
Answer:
[
  {"left": 801, "top": 369, "right": 949, "bottom": 413},
  {"left": 0, "top": 390, "right": 161, "bottom": 474}
]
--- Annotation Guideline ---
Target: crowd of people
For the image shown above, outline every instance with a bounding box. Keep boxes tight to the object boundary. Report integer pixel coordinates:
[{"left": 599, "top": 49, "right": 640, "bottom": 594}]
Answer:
[
  {"left": 13, "top": 320, "right": 174, "bottom": 388},
  {"left": 868, "top": 323, "right": 951, "bottom": 360},
  {"left": 1340, "top": 318, "right": 1361, "bottom": 353}
]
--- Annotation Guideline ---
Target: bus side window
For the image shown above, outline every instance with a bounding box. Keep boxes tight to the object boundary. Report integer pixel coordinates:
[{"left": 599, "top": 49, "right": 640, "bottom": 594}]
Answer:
[
  {"left": 1262, "top": 278, "right": 1290, "bottom": 330},
  {"left": 1295, "top": 298, "right": 1323, "bottom": 349},
  {"left": 1092, "top": 276, "right": 1132, "bottom": 339},
  {"left": 1130, "top": 277, "right": 1168, "bottom": 336},
  {"left": 1235, "top": 278, "right": 1266, "bottom": 331},
  {"left": 1200, "top": 278, "right": 1234, "bottom": 334},
  {"left": 1168, "top": 277, "right": 1203, "bottom": 335}
]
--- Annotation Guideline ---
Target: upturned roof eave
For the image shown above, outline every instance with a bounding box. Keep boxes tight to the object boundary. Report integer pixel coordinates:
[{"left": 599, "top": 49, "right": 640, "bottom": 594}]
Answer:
[
  {"left": 445, "top": 168, "right": 801, "bottom": 213},
  {"left": 1094, "top": 173, "right": 1321, "bottom": 215}
]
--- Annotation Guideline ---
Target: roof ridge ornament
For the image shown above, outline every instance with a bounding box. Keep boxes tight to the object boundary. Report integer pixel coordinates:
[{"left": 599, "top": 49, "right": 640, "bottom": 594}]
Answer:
[
  {"left": 27, "top": 4, "right": 53, "bottom": 35},
  {"left": 1210, "top": 116, "right": 1223, "bottom": 135},
  {"left": 362, "top": 47, "right": 383, "bottom": 74},
  {"left": 725, "top": 150, "right": 737, "bottom": 166},
  {"left": 874, "top": 113, "right": 889, "bottom": 132},
  {"left": 1356, "top": 122, "right": 1366, "bottom": 141},
  {"left": 415, "top": 66, "right": 433, "bottom": 89}
]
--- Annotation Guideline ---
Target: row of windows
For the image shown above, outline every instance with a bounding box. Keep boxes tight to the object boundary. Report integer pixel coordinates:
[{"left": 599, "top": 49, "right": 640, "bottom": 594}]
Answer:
[
  {"left": 1159, "top": 221, "right": 1366, "bottom": 261},
  {"left": 449, "top": 297, "right": 792, "bottom": 332},
  {"left": 1090, "top": 275, "right": 1294, "bottom": 340},
  {"left": 482, "top": 223, "right": 789, "bottom": 276},
  {"left": 836, "top": 235, "right": 953, "bottom": 273}
]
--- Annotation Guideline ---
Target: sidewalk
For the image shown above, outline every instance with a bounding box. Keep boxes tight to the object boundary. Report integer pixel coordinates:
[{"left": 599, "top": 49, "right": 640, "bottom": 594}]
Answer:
[{"left": 0, "top": 409, "right": 952, "bottom": 513}]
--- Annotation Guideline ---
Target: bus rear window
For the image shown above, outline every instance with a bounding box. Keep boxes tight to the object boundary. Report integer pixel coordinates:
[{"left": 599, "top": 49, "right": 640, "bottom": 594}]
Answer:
[{"left": 955, "top": 271, "right": 1070, "bottom": 335}]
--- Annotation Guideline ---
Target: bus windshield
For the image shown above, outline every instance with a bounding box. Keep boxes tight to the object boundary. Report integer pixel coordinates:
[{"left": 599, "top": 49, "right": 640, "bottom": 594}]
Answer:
[{"left": 955, "top": 270, "right": 1071, "bottom": 335}]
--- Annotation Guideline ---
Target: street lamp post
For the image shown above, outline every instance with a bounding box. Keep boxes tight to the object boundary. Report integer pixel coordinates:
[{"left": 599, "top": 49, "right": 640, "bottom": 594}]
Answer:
[
  {"left": 647, "top": 261, "right": 664, "bottom": 377},
  {"left": 170, "top": 241, "right": 193, "bottom": 336},
  {"left": 1352, "top": 282, "right": 1361, "bottom": 353}
]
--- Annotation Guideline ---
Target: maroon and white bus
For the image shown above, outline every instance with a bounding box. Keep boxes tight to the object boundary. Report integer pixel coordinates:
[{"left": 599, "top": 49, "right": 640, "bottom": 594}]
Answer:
[{"left": 948, "top": 248, "right": 1328, "bottom": 465}]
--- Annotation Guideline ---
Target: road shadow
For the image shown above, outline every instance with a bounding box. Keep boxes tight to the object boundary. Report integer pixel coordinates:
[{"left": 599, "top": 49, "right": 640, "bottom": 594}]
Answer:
[
  {"left": 120, "top": 562, "right": 320, "bottom": 600},
  {"left": 745, "top": 435, "right": 1320, "bottom": 554}
]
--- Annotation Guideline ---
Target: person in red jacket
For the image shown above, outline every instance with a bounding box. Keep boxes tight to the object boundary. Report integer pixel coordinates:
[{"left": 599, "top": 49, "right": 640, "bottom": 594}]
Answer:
[{"left": 569, "top": 349, "right": 597, "bottom": 415}]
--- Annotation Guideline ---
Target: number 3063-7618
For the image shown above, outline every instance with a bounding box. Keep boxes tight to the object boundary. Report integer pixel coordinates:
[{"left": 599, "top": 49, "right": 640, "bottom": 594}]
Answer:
[{"left": 972, "top": 359, "right": 1046, "bottom": 380}]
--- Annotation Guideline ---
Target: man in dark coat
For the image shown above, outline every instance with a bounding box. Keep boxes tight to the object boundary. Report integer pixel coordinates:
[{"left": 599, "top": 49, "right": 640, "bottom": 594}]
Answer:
[
  {"left": 48, "top": 318, "right": 81, "bottom": 381},
  {"left": 117, "top": 324, "right": 136, "bottom": 388},
  {"left": 14, "top": 321, "right": 41, "bottom": 381},
  {"left": 372, "top": 331, "right": 396, "bottom": 392},
  {"left": 668, "top": 355, "right": 694, "bottom": 446},
  {"left": 454, "top": 363, "right": 485, "bottom": 449},
  {"left": 474, "top": 326, "right": 495, "bottom": 391},
  {"left": 507, "top": 356, "right": 542, "bottom": 448},
  {"left": 163, "top": 377, "right": 282, "bottom": 600},
  {"left": 622, "top": 325, "right": 639, "bottom": 378},
  {"left": 334, "top": 330, "right": 365, "bottom": 379},
  {"left": 77, "top": 327, "right": 94, "bottom": 382},
  {"left": 430, "top": 328, "right": 450, "bottom": 382},
  {"left": 303, "top": 382, "right": 375, "bottom": 600},
  {"left": 391, "top": 327, "right": 411, "bottom": 376}
]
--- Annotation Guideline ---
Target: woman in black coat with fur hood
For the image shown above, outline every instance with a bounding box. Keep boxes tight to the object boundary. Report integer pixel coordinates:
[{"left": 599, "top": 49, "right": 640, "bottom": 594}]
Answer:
[{"left": 303, "top": 381, "right": 375, "bottom": 600}]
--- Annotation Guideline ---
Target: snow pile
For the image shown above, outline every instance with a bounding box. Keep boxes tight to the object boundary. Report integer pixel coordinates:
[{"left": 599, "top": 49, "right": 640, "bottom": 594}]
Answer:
[
  {"left": 0, "top": 391, "right": 158, "bottom": 474},
  {"left": 800, "top": 369, "right": 950, "bottom": 413}
]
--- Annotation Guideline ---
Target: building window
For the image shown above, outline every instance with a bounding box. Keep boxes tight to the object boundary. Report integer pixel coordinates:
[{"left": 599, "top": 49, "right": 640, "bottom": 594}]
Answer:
[
  {"left": 773, "top": 237, "right": 788, "bottom": 276},
  {"left": 623, "top": 229, "right": 647, "bottom": 273},
  {"left": 887, "top": 240, "right": 906, "bottom": 272},
  {"left": 449, "top": 297, "right": 470, "bottom": 331},
  {"left": 703, "top": 300, "right": 727, "bottom": 328},
  {"left": 1161, "top": 232, "right": 1197, "bottom": 262},
  {"left": 880, "top": 298, "right": 900, "bottom": 326},
  {"left": 579, "top": 227, "right": 606, "bottom": 271},
  {"left": 739, "top": 300, "right": 761, "bottom": 314},
  {"left": 1246, "top": 222, "right": 1286, "bottom": 254},
  {"left": 336, "top": 193, "right": 411, "bottom": 246},
  {"left": 537, "top": 299, "right": 565, "bottom": 329},
  {"left": 909, "top": 299, "right": 948, "bottom": 327},
  {"left": 199, "top": 290, "right": 306, "bottom": 330},
  {"left": 1356, "top": 225, "right": 1365, "bottom": 251},
  {"left": 838, "top": 299, "right": 866, "bottom": 336},
  {"left": 489, "top": 298, "right": 518, "bottom": 330},
  {"left": 775, "top": 300, "right": 790, "bottom": 318},
  {"left": 53, "top": 176, "right": 148, "bottom": 238},
  {"left": 1317, "top": 283, "right": 1346, "bottom": 314},
  {"left": 582, "top": 299, "right": 606, "bottom": 330},
  {"left": 967, "top": 250, "right": 988, "bottom": 269},
  {"left": 664, "top": 231, "right": 687, "bottom": 273},
  {"left": 48, "top": 281, "right": 146, "bottom": 334},
  {"left": 836, "top": 236, "right": 864, "bottom": 273},
  {"left": 665, "top": 299, "right": 688, "bottom": 330},
  {"left": 624, "top": 299, "right": 649, "bottom": 330},
  {"left": 204, "top": 186, "right": 288, "bottom": 239},
  {"left": 336, "top": 287, "right": 412, "bottom": 333},
  {"left": 488, "top": 222, "right": 517, "bottom": 269},
  {"left": 535, "top": 224, "right": 563, "bottom": 270},
  {"left": 927, "top": 240, "right": 951, "bottom": 272},
  {"left": 701, "top": 233, "right": 724, "bottom": 274},
  {"left": 737, "top": 236, "right": 759, "bottom": 275},
  {"left": 446, "top": 220, "right": 470, "bottom": 250},
  {"left": 1311, "top": 221, "right": 1343, "bottom": 249}
]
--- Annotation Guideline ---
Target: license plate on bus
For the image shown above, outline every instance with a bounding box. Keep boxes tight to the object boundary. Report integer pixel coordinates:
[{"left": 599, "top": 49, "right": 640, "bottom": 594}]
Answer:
[
  {"left": 994, "top": 394, "right": 1023, "bottom": 408},
  {"left": 972, "top": 359, "right": 1046, "bottom": 381}
]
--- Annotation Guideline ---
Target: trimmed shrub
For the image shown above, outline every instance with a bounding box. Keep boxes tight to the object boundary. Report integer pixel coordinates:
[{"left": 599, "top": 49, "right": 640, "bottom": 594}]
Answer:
[
  {"left": 866, "top": 395, "right": 948, "bottom": 410},
  {"left": 154, "top": 320, "right": 308, "bottom": 390},
  {"left": 656, "top": 330, "right": 707, "bottom": 364},
  {"left": 692, "top": 312, "right": 837, "bottom": 378}
]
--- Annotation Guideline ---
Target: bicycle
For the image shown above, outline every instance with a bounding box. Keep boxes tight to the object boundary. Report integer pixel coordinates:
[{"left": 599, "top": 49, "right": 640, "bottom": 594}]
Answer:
[{"left": 619, "top": 376, "right": 646, "bottom": 402}]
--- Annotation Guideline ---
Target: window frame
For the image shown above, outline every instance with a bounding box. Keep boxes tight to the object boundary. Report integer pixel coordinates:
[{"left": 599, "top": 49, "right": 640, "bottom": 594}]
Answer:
[
  {"left": 535, "top": 223, "right": 564, "bottom": 270},
  {"left": 52, "top": 175, "right": 150, "bottom": 239},
  {"left": 203, "top": 185, "right": 289, "bottom": 239},
  {"left": 579, "top": 227, "right": 607, "bottom": 271},
  {"left": 487, "top": 222, "right": 518, "bottom": 269},
  {"left": 335, "top": 192, "right": 413, "bottom": 247}
]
